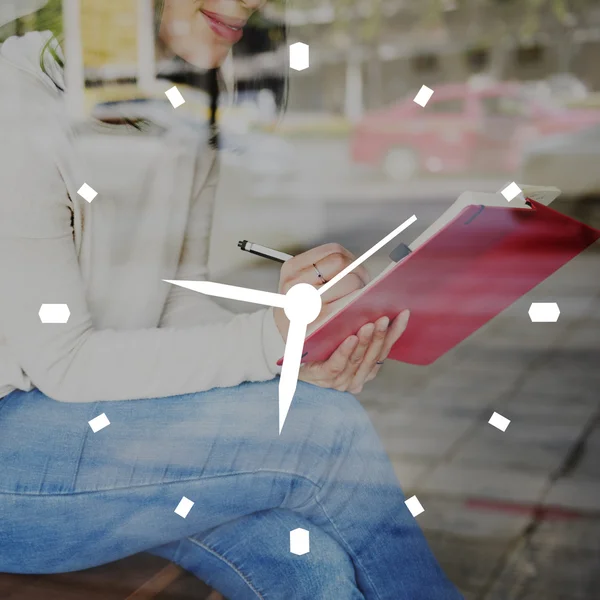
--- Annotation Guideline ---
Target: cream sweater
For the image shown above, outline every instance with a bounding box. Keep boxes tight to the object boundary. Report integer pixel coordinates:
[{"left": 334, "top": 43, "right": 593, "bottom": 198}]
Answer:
[{"left": 0, "top": 32, "right": 285, "bottom": 403}]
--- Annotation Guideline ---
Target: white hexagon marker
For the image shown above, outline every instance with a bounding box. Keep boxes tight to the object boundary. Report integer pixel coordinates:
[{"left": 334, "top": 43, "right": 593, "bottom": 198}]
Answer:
[
  {"left": 89, "top": 413, "right": 110, "bottom": 433},
  {"left": 289, "top": 42, "right": 309, "bottom": 71},
  {"left": 528, "top": 302, "right": 560, "bottom": 323},
  {"left": 39, "top": 304, "right": 70, "bottom": 324},
  {"left": 77, "top": 183, "right": 98, "bottom": 203},
  {"left": 405, "top": 495, "right": 425, "bottom": 517},
  {"left": 174, "top": 496, "right": 194, "bottom": 519},
  {"left": 500, "top": 182, "right": 523, "bottom": 203},
  {"left": 290, "top": 528, "right": 310, "bottom": 555},
  {"left": 165, "top": 86, "right": 186, "bottom": 109},
  {"left": 413, "top": 85, "right": 434, "bottom": 107},
  {"left": 488, "top": 411, "right": 510, "bottom": 432}
]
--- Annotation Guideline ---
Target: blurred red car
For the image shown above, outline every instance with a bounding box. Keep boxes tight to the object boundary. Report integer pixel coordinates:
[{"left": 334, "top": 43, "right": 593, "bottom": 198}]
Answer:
[{"left": 350, "top": 82, "right": 600, "bottom": 181}]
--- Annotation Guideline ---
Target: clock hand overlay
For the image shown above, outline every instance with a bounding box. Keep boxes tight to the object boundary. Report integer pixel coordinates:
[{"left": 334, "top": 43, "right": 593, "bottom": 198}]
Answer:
[
  {"left": 277, "top": 283, "right": 322, "bottom": 433},
  {"left": 163, "top": 213, "right": 416, "bottom": 434},
  {"left": 162, "top": 280, "right": 287, "bottom": 308},
  {"left": 318, "top": 215, "right": 417, "bottom": 296},
  {"left": 163, "top": 279, "right": 322, "bottom": 433}
]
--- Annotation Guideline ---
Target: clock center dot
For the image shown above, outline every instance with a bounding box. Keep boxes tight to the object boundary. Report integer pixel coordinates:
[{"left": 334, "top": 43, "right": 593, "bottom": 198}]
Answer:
[{"left": 284, "top": 283, "right": 322, "bottom": 324}]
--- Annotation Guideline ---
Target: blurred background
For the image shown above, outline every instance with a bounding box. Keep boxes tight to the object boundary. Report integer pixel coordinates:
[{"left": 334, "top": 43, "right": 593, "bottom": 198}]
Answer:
[
  {"left": 3, "top": 0, "right": 600, "bottom": 272},
  {"left": 1, "top": 1, "right": 600, "bottom": 599}
]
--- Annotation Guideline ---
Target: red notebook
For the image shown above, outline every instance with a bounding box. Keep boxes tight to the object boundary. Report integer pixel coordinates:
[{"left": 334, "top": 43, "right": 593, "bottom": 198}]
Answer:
[{"left": 283, "top": 199, "right": 600, "bottom": 366}]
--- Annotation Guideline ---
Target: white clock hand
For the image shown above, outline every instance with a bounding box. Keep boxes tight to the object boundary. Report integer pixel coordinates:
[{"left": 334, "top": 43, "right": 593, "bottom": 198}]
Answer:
[
  {"left": 165, "top": 219, "right": 416, "bottom": 432},
  {"left": 318, "top": 215, "right": 417, "bottom": 295},
  {"left": 163, "top": 280, "right": 286, "bottom": 308},
  {"left": 278, "top": 317, "right": 308, "bottom": 434},
  {"left": 279, "top": 284, "right": 322, "bottom": 434},
  {"left": 164, "top": 278, "right": 322, "bottom": 434}
]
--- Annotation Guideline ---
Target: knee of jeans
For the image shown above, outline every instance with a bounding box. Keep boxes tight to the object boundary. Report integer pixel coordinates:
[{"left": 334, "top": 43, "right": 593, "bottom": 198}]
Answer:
[
  {"left": 290, "top": 533, "right": 358, "bottom": 595},
  {"left": 291, "top": 383, "right": 372, "bottom": 445}
]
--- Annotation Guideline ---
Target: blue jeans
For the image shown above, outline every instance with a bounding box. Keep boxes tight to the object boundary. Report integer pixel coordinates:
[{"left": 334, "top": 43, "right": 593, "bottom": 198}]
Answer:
[{"left": 0, "top": 380, "right": 462, "bottom": 599}]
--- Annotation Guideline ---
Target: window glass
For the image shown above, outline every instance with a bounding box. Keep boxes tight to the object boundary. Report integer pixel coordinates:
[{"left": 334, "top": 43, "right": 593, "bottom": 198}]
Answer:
[
  {"left": 425, "top": 98, "right": 465, "bottom": 114},
  {"left": 480, "top": 95, "right": 530, "bottom": 117}
]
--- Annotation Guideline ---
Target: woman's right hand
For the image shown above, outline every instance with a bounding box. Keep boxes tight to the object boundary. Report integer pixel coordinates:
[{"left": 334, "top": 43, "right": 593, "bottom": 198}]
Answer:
[{"left": 273, "top": 243, "right": 370, "bottom": 341}]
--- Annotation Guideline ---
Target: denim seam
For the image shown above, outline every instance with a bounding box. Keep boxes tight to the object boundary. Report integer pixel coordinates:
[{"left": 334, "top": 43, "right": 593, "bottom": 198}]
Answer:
[
  {"left": 69, "top": 402, "right": 97, "bottom": 491},
  {"left": 0, "top": 468, "right": 321, "bottom": 496},
  {"left": 314, "top": 495, "right": 383, "bottom": 600},
  {"left": 311, "top": 417, "right": 383, "bottom": 600},
  {"left": 185, "top": 535, "right": 266, "bottom": 600}
]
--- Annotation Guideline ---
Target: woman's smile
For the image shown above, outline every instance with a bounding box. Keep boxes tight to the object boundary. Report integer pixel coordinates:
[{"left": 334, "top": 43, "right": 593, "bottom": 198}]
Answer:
[
  {"left": 200, "top": 9, "right": 246, "bottom": 43},
  {"left": 158, "top": 0, "right": 263, "bottom": 69}
]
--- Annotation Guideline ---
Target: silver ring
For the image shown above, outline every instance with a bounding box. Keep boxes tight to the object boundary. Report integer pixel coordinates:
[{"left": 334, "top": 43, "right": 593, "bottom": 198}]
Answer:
[
  {"left": 312, "top": 263, "right": 327, "bottom": 284},
  {"left": 376, "top": 360, "right": 385, "bottom": 365}
]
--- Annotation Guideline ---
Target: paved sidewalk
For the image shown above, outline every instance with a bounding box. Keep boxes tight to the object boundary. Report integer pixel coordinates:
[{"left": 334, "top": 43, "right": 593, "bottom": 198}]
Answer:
[{"left": 221, "top": 241, "right": 600, "bottom": 599}]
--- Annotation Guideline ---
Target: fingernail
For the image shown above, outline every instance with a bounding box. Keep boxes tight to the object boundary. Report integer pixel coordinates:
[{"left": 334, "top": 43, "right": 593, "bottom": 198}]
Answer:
[
  {"left": 363, "top": 323, "right": 375, "bottom": 337},
  {"left": 377, "top": 316, "right": 390, "bottom": 331},
  {"left": 401, "top": 309, "right": 410, "bottom": 320}
]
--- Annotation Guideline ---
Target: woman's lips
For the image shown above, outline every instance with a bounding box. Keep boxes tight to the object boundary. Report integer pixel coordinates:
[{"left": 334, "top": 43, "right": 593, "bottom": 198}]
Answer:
[{"left": 200, "top": 10, "right": 244, "bottom": 43}]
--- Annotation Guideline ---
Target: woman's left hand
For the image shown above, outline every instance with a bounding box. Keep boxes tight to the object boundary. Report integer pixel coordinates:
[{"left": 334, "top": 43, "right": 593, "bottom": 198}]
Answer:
[{"left": 298, "top": 309, "right": 410, "bottom": 394}]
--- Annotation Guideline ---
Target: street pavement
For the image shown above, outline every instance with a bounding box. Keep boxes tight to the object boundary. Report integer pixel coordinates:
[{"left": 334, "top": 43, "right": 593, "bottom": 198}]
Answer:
[{"left": 217, "top": 222, "right": 600, "bottom": 599}]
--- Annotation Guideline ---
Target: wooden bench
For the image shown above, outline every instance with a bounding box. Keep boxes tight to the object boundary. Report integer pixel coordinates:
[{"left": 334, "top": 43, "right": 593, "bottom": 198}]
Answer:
[
  {"left": 0, "top": 554, "right": 224, "bottom": 599},
  {"left": 124, "top": 562, "right": 223, "bottom": 600}
]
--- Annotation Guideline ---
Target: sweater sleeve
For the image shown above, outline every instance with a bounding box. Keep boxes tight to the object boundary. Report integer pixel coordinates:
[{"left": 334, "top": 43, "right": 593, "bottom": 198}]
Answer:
[{"left": 0, "top": 95, "right": 284, "bottom": 404}]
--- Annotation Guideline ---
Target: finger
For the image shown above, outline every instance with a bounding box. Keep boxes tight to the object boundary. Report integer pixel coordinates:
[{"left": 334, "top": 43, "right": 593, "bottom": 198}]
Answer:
[
  {"left": 365, "top": 310, "right": 410, "bottom": 381},
  {"left": 316, "top": 334, "right": 359, "bottom": 380},
  {"left": 364, "top": 359, "right": 384, "bottom": 384},
  {"left": 320, "top": 272, "right": 366, "bottom": 304},
  {"left": 348, "top": 322, "right": 375, "bottom": 369},
  {"left": 334, "top": 322, "right": 375, "bottom": 388},
  {"left": 299, "top": 333, "right": 359, "bottom": 389},
  {"left": 285, "top": 268, "right": 366, "bottom": 310},
  {"left": 348, "top": 315, "right": 389, "bottom": 388},
  {"left": 283, "top": 243, "right": 354, "bottom": 275},
  {"left": 314, "top": 253, "right": 370, "bottom": 288},
  {"left": 380, "top": 309, "right": 410, "bottom": 357},
  {"left": 286, "top": 258, "right": 369, "bottom": 295}
]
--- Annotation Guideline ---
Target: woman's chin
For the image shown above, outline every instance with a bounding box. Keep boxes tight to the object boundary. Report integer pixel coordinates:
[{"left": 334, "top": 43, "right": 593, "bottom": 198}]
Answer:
[{"left": 183, "top": 46, "right": 229, "bottom": 70}]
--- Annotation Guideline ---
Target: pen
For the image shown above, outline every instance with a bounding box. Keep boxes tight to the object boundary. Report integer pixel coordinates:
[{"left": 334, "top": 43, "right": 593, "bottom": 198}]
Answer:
[{"left": 238, "top": 240, "right": 294, "bottom": 263}]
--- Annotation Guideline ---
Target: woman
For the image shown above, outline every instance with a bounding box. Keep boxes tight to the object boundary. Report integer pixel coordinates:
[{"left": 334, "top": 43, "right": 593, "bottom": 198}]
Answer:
[{"left": 0, "top": 1, "right": 463, "bottom": 598}]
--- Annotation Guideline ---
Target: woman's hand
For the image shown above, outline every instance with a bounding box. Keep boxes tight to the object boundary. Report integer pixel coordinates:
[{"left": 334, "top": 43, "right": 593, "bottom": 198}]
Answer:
[
  {"left": 272, "top": 242, "right": 410, "bottom": 394},
  {"left": 273, "top": 243, "right": 370, "bottom": 340},
  {"left": 298, "top": 310, "right": 410, "bottom": 394}
]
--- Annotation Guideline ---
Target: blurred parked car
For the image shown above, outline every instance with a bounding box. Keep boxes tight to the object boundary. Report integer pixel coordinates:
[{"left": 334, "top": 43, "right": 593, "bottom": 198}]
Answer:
[
  {"left": 351, "top": 82, "right": 600, "bottom": 181},
  {"left": 520, "top": 124, "right": 600, "bottom": 227},
  {"left": 545, "top": 74, "right": 589, "bottom": 104},
  {"left": 523, "top": 74, "right": 590, "bottom": 107}
]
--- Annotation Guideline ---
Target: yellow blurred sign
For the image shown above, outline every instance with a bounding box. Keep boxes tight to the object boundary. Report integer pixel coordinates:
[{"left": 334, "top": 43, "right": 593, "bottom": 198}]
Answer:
[{"left": 80, "top": 0, "right": 138, "bottom": 69}]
